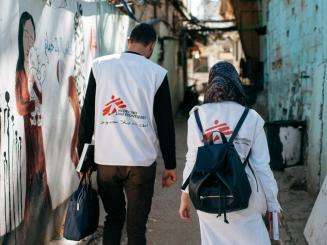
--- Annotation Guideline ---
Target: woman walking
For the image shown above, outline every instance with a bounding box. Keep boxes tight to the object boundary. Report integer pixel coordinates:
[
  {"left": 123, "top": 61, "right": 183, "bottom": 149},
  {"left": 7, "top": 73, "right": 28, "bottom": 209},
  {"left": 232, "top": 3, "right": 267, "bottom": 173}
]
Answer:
[{"left": 179, "top": 61, "right": 281, "bottom": 245}]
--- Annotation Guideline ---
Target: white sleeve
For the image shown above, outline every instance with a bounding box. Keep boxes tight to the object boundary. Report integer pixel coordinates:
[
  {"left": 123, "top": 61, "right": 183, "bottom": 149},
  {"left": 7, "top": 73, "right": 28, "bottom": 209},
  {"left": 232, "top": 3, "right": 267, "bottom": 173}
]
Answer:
[
  {"left": 250, "top": 116, "right": 281, "bottom": 212},
  {"left": 182, "top": 112, "right": 203, "bottom": 193}
]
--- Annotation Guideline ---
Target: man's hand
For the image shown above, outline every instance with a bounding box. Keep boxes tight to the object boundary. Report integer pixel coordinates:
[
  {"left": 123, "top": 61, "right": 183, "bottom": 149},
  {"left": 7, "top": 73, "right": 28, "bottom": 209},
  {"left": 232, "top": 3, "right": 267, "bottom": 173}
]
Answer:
[{"left": 162, "top": 169, "right": 177, "bottom": 188}]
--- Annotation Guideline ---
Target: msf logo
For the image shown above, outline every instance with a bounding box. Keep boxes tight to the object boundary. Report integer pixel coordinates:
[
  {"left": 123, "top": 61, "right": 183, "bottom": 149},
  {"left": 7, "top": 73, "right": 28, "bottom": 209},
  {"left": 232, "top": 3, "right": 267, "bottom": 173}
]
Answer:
[
  {"left": 204, "top": 120, "right": 233, "bottom": 142},
  {"left": 103, "top": 95, "right": 127, "bottom": 116}
]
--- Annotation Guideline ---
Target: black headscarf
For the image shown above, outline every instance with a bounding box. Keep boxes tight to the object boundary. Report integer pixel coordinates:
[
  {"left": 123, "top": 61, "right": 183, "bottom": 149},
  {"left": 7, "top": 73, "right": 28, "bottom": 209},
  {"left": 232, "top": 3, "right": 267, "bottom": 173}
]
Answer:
[{"left": 204, "top": 61, "right": 246, "bottom": 105}]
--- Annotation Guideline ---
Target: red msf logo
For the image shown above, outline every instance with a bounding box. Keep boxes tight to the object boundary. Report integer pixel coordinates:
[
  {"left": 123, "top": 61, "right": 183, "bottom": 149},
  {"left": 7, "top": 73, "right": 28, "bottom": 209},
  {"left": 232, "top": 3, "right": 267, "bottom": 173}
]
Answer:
[
  {"left": 103, "top": 95, "right": 127, "bottom": 116},
  {"left": 204, "top": 120, "right": 233, "bottom": 142}
]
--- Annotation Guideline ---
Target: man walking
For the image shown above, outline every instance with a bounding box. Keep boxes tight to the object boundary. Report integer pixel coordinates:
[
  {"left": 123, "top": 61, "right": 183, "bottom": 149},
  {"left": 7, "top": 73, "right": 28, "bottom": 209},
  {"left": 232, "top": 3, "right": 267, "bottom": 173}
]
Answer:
[{"left": 78, "top": 23, "right": 177, "bottom": 245}]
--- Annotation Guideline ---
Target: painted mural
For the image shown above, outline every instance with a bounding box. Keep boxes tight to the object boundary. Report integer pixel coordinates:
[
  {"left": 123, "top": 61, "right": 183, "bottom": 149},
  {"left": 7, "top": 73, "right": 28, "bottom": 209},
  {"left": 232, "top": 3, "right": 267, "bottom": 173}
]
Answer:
[
  {"left": 0, "top": 0, "right": 132, "bottom": 240},
  {"left": 15, "top": 12, "right": 52, "bottom": 238},
  {"left": 0, "top": 91, "right": 24, "bottom": 237}
]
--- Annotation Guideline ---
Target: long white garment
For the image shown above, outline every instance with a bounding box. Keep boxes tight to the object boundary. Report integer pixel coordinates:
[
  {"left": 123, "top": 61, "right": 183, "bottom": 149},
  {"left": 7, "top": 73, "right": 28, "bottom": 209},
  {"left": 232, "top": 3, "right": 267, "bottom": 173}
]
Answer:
[{"left": 182, "top": 102, "right": 281, "bottom": 245}]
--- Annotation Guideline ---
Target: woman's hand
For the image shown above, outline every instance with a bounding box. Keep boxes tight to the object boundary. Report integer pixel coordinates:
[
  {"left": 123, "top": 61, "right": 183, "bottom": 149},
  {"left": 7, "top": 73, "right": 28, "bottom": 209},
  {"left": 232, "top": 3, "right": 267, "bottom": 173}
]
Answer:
[
  {"left": 179, "top": 192, "right": 191, "bottom": 220},
  {"left": 265, "top": 211, "right": 282, "bottom": 244}
]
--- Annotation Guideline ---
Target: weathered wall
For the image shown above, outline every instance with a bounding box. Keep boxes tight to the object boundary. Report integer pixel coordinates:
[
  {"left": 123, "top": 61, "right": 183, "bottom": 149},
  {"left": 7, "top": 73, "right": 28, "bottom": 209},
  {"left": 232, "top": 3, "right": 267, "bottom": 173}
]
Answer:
[
  {"left": 262, "top": 0, "right": 327, "bottom": 193},
  {"left": 0, "top": 0, "right": 138, "bottom": 243},
  {"left": 151, "top": 23, "right": 184, "bottom": 113}
]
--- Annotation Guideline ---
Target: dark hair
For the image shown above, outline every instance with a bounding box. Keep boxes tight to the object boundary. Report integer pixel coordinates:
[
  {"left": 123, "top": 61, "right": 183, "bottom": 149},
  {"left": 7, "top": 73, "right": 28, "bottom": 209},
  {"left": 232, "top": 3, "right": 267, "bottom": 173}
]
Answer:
[
  {"left": 16, "top": 12, "right": 35, "bottom": 72},
  {"left": 129, "top": 23, "right": 157, "bottom": 45}
]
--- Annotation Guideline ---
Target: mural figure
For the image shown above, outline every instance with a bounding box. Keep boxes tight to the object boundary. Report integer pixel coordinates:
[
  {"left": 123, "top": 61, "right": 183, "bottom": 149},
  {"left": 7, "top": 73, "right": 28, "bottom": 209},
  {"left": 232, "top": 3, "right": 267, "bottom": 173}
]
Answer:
[
  {"left": 15, "top": 11, "right": 52, "bottom": 233},
  {"left": 66, "top": 2, "right": 88, "bottom": 167},
  {"left": 56, "top": 60, "right": 80, "bottom": 167},
  {"left": 65, "top": 3, "right": 97, "bottom": 168},
  {"left": 68, "top": 76, "right": 80, "bottom": 167}
]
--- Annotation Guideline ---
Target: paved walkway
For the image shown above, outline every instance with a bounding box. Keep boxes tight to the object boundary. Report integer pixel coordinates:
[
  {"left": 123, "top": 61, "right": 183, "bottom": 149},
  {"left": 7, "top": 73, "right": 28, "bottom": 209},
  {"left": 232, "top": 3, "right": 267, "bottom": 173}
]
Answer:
[
  {"left": 51, "top": 118, "right": 314, "bottom": 245},
  {"left": 274, "top": 167, "right": 315, "bottom": 245}
]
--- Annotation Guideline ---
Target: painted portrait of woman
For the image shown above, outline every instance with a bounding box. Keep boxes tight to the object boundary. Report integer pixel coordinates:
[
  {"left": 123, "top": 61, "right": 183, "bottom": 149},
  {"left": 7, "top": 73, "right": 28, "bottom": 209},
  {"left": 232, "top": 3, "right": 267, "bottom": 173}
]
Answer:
[
  {"left": 56, "top": 60, "right": 80, "bottom": 167},
  {"left": 15, "top": 11, "right": 52, "bottom": 238}
]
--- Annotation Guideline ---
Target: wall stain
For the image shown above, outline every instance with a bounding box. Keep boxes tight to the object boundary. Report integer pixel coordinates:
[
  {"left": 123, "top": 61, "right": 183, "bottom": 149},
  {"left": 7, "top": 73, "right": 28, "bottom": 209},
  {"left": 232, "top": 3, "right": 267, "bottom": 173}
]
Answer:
[
  {"left": 1, "top": 91, "right": 23, "bottom": 235},
  {"left": 317, "top": 64, "right": 326, "bottom": 186}
]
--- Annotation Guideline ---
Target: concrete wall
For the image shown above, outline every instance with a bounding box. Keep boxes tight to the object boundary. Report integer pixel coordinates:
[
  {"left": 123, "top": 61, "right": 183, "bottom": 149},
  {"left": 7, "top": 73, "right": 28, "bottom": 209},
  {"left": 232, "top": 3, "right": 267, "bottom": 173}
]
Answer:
[
  {"left": 0, "top": 0, "right": 183, "bottom": 243},
  {"left": 261, "top": 0, "right": 327, "bottom": 193},
  {"left": 151, "top": 23, "right": 184, "bottom": 114},
  {"left": 0, "top": 1, "right": 133, "bottom": 243}
]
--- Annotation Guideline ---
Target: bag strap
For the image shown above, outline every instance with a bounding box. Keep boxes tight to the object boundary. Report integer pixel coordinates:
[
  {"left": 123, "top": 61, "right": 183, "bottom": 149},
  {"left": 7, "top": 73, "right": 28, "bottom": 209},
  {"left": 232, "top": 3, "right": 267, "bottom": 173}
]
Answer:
[
  {"left": 243, "top": 150, "right": 259, "bottom": 191},
  {"left": 243, "top": 150, "right": 251, "bottom": 166},
  {"left": 194, "top": 109, "right": 204, "bottom": 134},
  {"left": 229, "top": 107, "right": 250, "bottom": 143},
  {"left": 181, "top": 110, "right": 202, "bottom": 190},
  {"left": 181, "top": 176, "right": 190, "bottom": 190}
]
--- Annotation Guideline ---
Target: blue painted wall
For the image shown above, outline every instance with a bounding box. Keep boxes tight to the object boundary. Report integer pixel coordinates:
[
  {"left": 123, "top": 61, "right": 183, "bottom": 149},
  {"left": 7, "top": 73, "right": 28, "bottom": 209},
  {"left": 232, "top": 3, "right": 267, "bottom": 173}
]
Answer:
[{"left": 261, "top": 0, "right": 327, "bottom": 193}]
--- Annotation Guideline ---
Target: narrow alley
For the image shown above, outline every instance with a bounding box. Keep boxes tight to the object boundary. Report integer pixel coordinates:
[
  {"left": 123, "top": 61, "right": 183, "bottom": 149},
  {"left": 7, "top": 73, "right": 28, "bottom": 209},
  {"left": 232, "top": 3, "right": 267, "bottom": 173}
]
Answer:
[{"left": 1, "top": 0, "right": 327, "bottom": 245}]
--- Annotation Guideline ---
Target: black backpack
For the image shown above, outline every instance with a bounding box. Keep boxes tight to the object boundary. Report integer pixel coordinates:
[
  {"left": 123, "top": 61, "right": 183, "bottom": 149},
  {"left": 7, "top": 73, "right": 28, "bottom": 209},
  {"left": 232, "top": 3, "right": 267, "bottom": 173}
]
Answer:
[{"left": 182, "top": 107, "right": 255, "bottom": 223}]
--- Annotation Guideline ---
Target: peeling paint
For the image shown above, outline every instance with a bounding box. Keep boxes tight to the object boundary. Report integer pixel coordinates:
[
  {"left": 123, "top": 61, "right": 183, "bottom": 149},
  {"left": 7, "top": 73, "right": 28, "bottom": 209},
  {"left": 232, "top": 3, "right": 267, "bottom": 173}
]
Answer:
[
  {"left": 262, "top": 0, "right": 327, "bottom": 194},
  {"left": 279, "top": 126, "right": 302, "bottom": 166}
]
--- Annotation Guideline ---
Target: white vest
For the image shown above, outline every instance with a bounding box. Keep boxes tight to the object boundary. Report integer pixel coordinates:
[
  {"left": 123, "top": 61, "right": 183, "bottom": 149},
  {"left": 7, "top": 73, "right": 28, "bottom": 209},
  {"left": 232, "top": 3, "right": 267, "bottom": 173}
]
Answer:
[{"left": 92, "top": 53, "right": 167, "bottom": 166}]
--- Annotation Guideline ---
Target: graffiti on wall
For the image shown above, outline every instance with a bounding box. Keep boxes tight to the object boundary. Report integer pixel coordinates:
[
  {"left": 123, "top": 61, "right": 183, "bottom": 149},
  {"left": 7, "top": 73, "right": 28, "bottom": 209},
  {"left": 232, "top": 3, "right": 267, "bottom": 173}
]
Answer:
[
  {"left": 46, "top": 0, "right": 68, "bottom": 9},
  {"left": 0, "top": 92, "right": 24, "bottom": 235},
  {"left": 1, "top": 1, "right": 94, "bottom": 236},
  {"left": 0, "top": 0, "right": 134, "bottom": 239}
]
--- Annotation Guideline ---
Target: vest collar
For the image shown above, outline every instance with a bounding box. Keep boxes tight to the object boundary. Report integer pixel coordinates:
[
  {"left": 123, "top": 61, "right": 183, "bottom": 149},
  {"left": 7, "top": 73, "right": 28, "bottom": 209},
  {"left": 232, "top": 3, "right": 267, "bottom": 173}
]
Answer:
[{"left": 125, "top": 51, "right": 142, "bottom": 56}]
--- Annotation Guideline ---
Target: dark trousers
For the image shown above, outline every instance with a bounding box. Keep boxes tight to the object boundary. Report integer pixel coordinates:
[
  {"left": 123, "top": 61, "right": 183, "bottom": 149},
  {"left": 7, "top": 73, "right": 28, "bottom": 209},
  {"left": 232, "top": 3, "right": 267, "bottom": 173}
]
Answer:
[{"left": 97, "top": 163, "right": 157, "bottom": 245}]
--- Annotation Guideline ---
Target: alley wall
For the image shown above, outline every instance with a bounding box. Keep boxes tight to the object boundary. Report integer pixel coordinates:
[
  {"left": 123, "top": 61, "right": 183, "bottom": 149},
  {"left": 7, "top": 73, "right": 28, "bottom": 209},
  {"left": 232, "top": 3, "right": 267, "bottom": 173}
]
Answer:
[
  {"left": 261, "top": 0, "right": 327, "bottom": 194},
  {"left": 0, "top": 0, "right": 183, "bottom": 243}
]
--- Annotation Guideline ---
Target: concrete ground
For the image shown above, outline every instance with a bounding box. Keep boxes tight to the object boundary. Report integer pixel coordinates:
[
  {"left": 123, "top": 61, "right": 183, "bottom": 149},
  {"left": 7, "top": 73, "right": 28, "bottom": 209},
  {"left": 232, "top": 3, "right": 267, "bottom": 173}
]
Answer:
[
  {"left": 274, "top": 168, "right": 315, "bottom": 245},
  {"left": 50, "top": 118, "right": 315, "bottom": 245}
]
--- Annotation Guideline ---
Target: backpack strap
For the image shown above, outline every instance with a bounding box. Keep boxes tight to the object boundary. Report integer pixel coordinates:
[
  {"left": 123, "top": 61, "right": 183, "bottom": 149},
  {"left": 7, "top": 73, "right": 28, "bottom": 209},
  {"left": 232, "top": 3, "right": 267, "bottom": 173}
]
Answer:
[
  {"left": 244, "top": 150, "right": 259, "bottom": 191},
  {"left": 195, "top": 109, "right": 211, "bottom": 145},
  {"left": 181, "top": 176, "right": 190, "bottom": 190},
  {"left": 229, "top": 107, "right": 250, "bottom": 143},
  {"left": 181, "top": 110, "right": 203, "bottom": 191},
  {"left": 243, "top": 150, "right": 251, "bottom": 166},
  {"left": 194, "top": 109, "right": 204, "bottom": 135}
]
